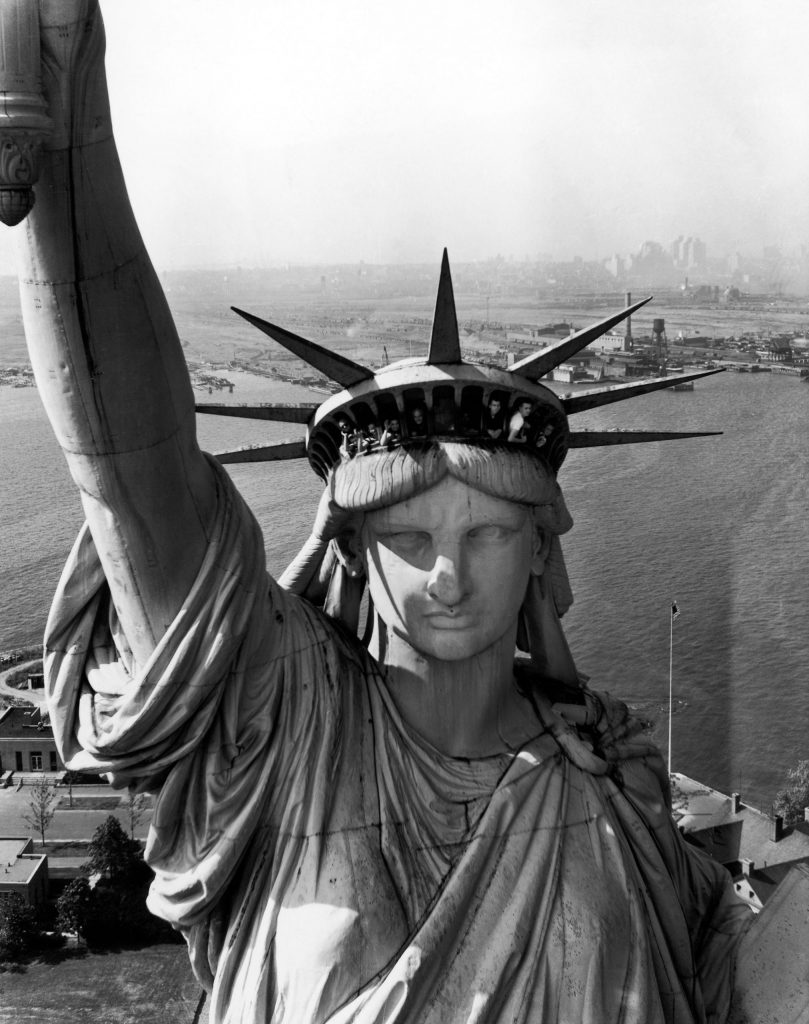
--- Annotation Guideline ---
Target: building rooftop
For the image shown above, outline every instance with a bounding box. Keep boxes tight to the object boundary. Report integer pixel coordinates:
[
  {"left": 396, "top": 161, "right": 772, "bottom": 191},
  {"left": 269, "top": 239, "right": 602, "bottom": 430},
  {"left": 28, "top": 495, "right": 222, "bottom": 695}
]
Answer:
[
  {"left": 731, "top": 863, "right": 809, "bottom": 1019},
  {"left": 0, "top": 837, "right": 47, "bottom": 886},
  {"left": 0, "top": 705, "right": 52, "bottom": 738},
  {"left": 671, "top": 773, "right": 809, "bottom": 906}
]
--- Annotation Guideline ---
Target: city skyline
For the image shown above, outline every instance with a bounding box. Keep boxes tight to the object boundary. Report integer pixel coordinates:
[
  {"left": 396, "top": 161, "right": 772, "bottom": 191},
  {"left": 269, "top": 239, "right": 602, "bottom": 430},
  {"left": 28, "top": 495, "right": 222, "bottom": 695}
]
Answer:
[
  {"left": 2, "top": 230, "right": 806, "bottom": 285},
  {"left": 0, "top": 0, "right": 807, "bottom": 273}
]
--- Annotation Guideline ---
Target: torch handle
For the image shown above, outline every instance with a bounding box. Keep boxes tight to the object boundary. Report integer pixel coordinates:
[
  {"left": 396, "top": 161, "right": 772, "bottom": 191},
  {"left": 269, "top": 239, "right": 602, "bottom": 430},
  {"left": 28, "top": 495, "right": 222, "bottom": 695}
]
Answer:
[{"left": 0, "top": 0, "right": 53, "bottom": 226}]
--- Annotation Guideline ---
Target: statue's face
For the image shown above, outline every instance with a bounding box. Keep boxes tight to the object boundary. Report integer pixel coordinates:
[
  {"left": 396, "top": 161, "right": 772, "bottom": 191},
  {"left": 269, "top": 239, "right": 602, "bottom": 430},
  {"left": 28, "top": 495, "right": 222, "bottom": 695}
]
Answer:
[{"left": 361, "top": 476, "right": 537, "bottom": 661}]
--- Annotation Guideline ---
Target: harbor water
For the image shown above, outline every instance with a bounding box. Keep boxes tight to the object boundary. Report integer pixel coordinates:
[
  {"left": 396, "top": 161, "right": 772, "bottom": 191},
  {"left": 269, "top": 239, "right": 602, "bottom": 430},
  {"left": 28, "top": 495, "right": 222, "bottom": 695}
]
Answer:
[{"left": 1, "top": 367, "right": 807, "bottom": 809}]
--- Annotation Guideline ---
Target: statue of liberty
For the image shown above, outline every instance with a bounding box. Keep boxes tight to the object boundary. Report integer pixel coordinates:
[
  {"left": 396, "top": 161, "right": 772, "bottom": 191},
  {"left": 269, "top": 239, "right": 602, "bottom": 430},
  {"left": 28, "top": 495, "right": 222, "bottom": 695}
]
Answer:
[{"left": 3, "top": 2, "right": 799, "bottom": 1022}]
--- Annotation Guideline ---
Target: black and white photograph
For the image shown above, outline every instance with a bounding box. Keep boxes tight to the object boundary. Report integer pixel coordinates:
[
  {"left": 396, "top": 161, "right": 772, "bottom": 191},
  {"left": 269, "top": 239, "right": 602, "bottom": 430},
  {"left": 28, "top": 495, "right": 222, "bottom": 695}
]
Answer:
[{"left": 1, "top": 2, "right": 808, "bottom": 1021}]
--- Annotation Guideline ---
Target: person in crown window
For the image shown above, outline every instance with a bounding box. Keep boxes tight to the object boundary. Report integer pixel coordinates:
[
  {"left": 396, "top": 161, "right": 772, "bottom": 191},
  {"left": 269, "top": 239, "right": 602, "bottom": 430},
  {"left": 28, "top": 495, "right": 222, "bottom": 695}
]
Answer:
[
  {"left": 482, "top": 394, "right": 507, "bottom": 439},
  {"left": 508, "top": 397, "right": 534, "bottom": 442}
]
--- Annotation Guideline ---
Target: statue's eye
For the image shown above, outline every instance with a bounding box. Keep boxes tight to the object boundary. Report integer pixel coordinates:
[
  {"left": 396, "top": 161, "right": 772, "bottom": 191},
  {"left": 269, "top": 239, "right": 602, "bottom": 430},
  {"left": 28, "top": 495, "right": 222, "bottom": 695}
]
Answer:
[
  {"left": 383, "top": 531, "right": 431, "bottom": 555},
  {"left": 467, "top": 525, "right": 510, "bottom": 542}
]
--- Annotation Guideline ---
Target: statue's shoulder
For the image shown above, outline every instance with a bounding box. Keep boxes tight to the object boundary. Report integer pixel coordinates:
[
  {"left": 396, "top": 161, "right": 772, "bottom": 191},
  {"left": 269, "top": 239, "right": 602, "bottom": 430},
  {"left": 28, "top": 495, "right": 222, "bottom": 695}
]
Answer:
[
  {"left": 272, "top": 577, "right": 378, "bottom": 677},
  {"left": 514, "top": 659, "right": 668, "bottom": 797},
  {"left": 577, "top": 686, "right": 672, "bottom": 815}
]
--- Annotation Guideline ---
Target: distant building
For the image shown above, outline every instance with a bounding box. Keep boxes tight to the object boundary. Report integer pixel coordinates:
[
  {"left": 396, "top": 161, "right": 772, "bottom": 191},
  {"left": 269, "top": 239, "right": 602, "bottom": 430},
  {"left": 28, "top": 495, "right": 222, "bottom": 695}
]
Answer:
[
  {"left": 603, "top": 254, "right": 629, "bottom": 278},
  {"left": 546, "top": 363, "right": 579, "bottom": 384},
  {"left": 545, "top": 355, "right": 604, "bottom": 384},
  {"left": 672, "top": 773, "right": 809, "bottom": 911},
  {"left": 670, "top": 235, "right": 707, "bottom": 269},
  {"left": 0, "top": 706, "right": 64, "bottom": 777},
  {"left": 764, "top": 338, "right": 793, "bottom": 363},
  {"left": 587, "top": 331, "right": 630, "bottom": 355},
  {"left": 505, "top": 323, "right": 573, "bottom": 346},
  {"left": 0, "top": 837, "right": 49, "bottom": 906}
]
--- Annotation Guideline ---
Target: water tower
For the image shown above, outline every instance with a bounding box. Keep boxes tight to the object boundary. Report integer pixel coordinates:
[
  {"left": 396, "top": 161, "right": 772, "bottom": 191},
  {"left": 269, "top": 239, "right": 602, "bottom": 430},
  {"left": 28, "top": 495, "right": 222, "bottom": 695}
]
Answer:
[{"left": 652, "top": 317, "right": 668, "bottom": 371}]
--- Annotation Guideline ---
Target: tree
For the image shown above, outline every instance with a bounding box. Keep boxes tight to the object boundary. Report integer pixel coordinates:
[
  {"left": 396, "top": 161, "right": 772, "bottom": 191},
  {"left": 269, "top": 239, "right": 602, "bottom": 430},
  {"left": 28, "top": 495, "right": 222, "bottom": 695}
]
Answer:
[
  {"left": 55, "top": 877, "right": 93, "bottom": 941},
  {"left": 21, "top": 775, "right": 58, "bottom": 845},
  {"left": 0, "top": 894, "right": 38, "bottom": 961},
  {"left": 125, "top": 790, "right": 149, "bottom": 840},
  {"left": 773, "top": 759, "right": 809, "bottom": 827},
  {"left": 85, "top": 816, "right": 143, "bottom": 881},
  {"left": 74, "top": 817, "right": 172, "bottom": 948}
]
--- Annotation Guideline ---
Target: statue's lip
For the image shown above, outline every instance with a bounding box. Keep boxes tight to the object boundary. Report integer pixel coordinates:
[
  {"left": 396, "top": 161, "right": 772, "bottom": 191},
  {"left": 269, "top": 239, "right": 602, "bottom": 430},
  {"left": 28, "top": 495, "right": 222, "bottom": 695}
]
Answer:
[{"left": 423, "top": 611, "right": 474, "bottom": 627}]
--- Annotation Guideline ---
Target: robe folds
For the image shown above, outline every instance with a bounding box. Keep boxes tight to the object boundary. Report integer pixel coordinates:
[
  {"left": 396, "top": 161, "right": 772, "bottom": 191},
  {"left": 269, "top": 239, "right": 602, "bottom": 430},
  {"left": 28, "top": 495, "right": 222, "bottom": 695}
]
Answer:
[{"left": 43, "top": 467, "right": 750, "bottom": 1024}]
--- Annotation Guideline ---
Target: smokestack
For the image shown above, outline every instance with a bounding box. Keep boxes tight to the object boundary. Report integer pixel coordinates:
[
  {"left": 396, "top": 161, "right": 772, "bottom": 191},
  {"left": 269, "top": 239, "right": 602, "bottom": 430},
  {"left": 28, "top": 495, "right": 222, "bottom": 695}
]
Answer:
[
  {"left": 624, "top": 291, "right": 633, "bottom": 352},
  {"left": 771, "top": 815, "right": 785, "bottom": 843},
  {"left": 731, "top": 792, "right": 741, "bottom": 813}
]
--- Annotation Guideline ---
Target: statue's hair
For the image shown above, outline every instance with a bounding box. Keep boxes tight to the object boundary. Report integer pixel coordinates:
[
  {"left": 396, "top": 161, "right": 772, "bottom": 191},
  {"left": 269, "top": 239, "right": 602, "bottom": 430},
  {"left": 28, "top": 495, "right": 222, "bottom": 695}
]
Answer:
[{"left": 330, "top": 441, "right": 573, "bottom": 538}]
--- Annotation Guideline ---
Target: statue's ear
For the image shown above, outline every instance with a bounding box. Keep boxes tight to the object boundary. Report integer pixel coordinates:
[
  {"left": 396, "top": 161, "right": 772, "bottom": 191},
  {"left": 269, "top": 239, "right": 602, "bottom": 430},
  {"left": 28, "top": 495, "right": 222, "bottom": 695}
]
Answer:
[
  {"left": 530, "top": 523, "right": 552, "bottom": 577},
  {"left": 333, "top": 528, "right": 365, "bottom": 579}
]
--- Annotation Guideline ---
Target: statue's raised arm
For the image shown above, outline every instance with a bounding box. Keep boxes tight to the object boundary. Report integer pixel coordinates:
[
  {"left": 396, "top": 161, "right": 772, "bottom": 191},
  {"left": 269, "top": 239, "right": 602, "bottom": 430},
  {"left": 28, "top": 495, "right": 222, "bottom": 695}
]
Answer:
[{"left": 8, "top": 0, "right": 216, "bottom": 667}]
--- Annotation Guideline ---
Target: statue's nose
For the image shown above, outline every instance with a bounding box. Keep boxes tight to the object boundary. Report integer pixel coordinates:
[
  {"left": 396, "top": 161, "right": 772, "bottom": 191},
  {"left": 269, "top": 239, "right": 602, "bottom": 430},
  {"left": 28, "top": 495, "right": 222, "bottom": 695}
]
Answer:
[{"left": 426, "top": 552, "right": 467, "bottom": 607}]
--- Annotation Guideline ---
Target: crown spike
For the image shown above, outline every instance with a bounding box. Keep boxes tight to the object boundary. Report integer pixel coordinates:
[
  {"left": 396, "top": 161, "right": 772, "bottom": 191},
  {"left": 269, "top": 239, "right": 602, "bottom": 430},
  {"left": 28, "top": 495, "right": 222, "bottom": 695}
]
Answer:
[
  {"left": 563, "top": 367, "right": 723, "bottom": 416},
  {"left": 232, "top": 307, "right": 373, "bottom": 388},
  {"left": 196, "top": 403, "right": 318, "bottom": 424},
  {"left": 214, "top": 440, "right": 308, "bottom": 464},
  {"left": 508, "top": 296, "right": 653, "bottom": 379},
  {"left": 426, "top": 249, "right": 462, "bottom": 364},
  {"left": 568, "top": 429, "right": 722, "bottom": 448}
]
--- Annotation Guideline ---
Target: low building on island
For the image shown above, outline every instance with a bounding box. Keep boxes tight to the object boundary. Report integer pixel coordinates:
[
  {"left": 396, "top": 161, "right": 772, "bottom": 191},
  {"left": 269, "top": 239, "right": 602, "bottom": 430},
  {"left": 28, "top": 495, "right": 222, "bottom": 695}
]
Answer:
[
  {"left": 0, "top": 706, "right": 64, "bottom": 782},
  {"left": 671, "top": 772, "right": 809, "bottom": 911},
  {"left": 0, "top": 837, "right": 48, "bottom": 907}
]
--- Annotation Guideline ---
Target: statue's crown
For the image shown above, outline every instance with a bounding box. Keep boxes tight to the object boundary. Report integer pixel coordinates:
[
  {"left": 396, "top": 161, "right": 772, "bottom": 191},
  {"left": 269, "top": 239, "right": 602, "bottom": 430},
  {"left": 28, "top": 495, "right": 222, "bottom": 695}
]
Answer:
[{"left": 197, "top": 250, "right": 722, "bottom": 478}]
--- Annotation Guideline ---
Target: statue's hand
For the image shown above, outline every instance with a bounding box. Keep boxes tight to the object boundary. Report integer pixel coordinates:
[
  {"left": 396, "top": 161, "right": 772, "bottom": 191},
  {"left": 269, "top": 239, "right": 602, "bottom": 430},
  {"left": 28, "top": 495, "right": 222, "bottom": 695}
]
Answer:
[
  {"left": 277, "top": 488, "right": 357, "bottom": 598},
  {"left": 311, "top": 485, "right": 358, "bottom": 543},
  {"left": 38, "top": 0, "right": 99, "bottom": 68},
  {"left": 36, "top": 0, "right": 110, "bottom": 151}
]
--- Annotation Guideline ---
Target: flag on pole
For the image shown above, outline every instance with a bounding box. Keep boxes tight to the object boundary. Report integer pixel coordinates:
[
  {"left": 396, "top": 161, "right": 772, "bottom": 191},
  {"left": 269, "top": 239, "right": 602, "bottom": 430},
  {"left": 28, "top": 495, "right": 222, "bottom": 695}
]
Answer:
[{"left": 671, "top": 601, "right": 680, "bottom": 621}]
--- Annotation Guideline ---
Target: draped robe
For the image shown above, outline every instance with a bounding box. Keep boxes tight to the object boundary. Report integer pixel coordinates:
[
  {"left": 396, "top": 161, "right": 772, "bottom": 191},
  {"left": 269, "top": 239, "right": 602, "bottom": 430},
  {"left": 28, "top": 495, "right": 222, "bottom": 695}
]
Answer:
[{"left": 43, "top": 468, "right": 749, "bottom": 1024}]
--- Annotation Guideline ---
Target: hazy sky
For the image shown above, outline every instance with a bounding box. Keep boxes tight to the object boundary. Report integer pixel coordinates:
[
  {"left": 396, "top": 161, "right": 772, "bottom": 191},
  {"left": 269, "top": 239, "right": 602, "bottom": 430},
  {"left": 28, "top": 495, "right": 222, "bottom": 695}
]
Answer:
[{"left": 2, "top": 0, "right": 807, "bottom": 268}]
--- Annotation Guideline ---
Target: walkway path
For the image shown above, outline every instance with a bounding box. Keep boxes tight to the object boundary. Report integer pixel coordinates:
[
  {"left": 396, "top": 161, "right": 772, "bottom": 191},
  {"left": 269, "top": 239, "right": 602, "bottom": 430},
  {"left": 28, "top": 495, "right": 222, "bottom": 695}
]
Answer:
[{"left": 0, "top": 657, "right": 46, "bottom": 708}]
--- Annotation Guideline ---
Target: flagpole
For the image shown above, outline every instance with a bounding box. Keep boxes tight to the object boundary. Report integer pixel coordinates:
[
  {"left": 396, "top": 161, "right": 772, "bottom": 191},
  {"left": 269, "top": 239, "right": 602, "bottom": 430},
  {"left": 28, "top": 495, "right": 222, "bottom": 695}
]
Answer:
[
  {"left": 668, "top": 610, "right": 673, "bottom": 776},
  {"left": 668, "top": 602, "right": 676, "bottom": 777}
]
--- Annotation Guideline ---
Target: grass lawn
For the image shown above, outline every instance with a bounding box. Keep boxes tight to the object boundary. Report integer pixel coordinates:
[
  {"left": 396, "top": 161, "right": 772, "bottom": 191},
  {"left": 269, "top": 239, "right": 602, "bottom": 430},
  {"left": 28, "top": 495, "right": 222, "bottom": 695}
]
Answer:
[
  {"left": 56, "top": 796, "right": 122, "bottom": 810},
  {"left": 0, "top": 942, "right": 206, "bottom": 1024},
  {"left": 42, "top": 840, "right": 91, "bottom": 856}
]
